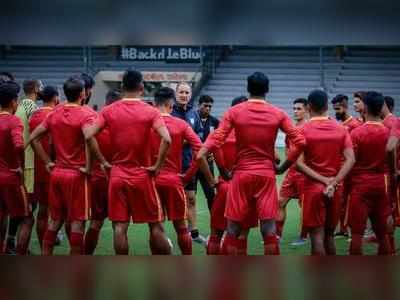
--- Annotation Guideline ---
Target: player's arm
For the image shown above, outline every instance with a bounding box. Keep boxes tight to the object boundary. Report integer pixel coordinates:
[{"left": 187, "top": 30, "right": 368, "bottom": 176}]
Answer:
[
  {"left": 387, "top": 120, "right": 400, "bottom": 153},
  {"left": 331, "top": 147, "right": 355, "bottom": 186},
  {"left": 183, "top": 126, "right": 216, "bottom": 187},
  {"left": 10, "top": 120, "right": 25, "bottom": 174},
  {"left": 147, "top": 125, "right": 171, "bottom": 176},
  {"left": 83, "top": 114, "right": 111, "bottom": 169},
  {"left": 296, "top": 153, "right": 332, "bottom": 185},
  {"left": 276, "top": 114, "right": 306, "bottom": 174},
  {"left": 196, "top": 111, "right": 233, "bottom": 161},
  {"left": 30, "top": 124, "right": 54, "bottom": 171}
]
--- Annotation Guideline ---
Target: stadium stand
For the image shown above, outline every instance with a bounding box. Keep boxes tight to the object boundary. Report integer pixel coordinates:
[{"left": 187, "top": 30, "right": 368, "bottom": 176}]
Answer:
[{"left": 1, "top": 45, "right": 399, "bottom": 118}]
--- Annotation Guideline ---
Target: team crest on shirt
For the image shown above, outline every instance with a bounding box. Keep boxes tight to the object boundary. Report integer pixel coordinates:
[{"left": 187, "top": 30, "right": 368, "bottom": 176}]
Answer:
[{"left": 190, "top": 118, "right": 195, "bottom": 125}]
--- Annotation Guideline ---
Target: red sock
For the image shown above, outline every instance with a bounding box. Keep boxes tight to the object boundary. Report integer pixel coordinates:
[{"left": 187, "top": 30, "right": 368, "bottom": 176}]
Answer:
[
  {"left": 176, "top": 227, "right": 192, "bottom": 255},
  {"left": 70, "top": 232, "right": 84, "bottom": 255},
  {"left": 84, "top": 228, "right": 100, "bottom": 255},
  {"left": 43, "top": 230, "right": 58, "bottom": 255},
  {"left": 36, "top": 216, "right": 48, "bottom": 249},
  {"left": 276, "top": 221, "right": 284, "bottom": 238},
  {"left": 237, "top": 238, "right": 247, "bottom": 255},
  {"left": 378, "top": 234, "right": 391, "bottom": 255},
  {"left": 207, "top": 234, "right": 221, "bottom": 255},
  {"left": 350, "top": 234, "right": 362, "bottom": 255},
  {"left": 220, "top": 234, "right": 238, "bottom": 255},
  {"left": 263, "top": 235, "right": 280, "bottom": 255}
]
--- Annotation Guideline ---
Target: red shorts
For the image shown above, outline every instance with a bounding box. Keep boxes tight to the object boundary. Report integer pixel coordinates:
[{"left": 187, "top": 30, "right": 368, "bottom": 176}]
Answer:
[
  {"left": 48, "top": 168, "right": 91, "bottom": 222},
  {"left": 91, "top": 176, "right": 108, "bottom": 221},
  {"left": 156, "top": 182, "right": 187, "bottom": 221},
  {"left": 302, "top": 179, "right": 342, "bottom": 229},
  {"left": 108, "top": 169, "right": 163, "bottom": 223},
  {"left": 0, "top": 173, "right": 31, "bottom": 218},
  {"left": 211, "top": 178, "right": 258, "bottom": 231},
  {"left": 33, "top": 181, "right": 50, "bottom": 205},
  {"left": 226, "top": 172, "right": 278, "bottom": 222},
  {"left": 349, "top": 178, "right": 390, "bottom": 235},
  {"left": 279, "top": 170, "right": 304, "bottom": 199}
]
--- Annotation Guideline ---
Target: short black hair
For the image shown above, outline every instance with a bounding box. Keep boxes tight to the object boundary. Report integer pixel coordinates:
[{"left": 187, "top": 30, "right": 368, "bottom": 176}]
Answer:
[
  {"left": 23, "top": 79, "right": 40, "bottom": 94},
  {"left": 353, "top": 91, "right": 366, "bottom": 101},
  {"left": 41, "top": 86, "right": 59, "bottom": 103},
  {"left": 293, "top": 98, "right": 308, "bottom": 106},
  {"left": 105, "top": 89, "right": 122, "bottom": 106},
  {"left": 308, "top": 89, "right": 328, "bottom": 113},
  {"left": 80, "top": 73, "right": 95, "bottom": 90},
  {"left": 364, "top": 91, "right": 384, "bottom": 117},
  {"left": 0, "top": 81, "right": 20, "bottom": 107},
  {"left": 231, "top": 95, "right": 248, "bottom": 107},
  {"left": 384, "top": 96, "right": 395, "bottom": 113},
  {"left": 154, "top": 87, "right": 175, "bottom": 106},
  {"left": 63, "top": 77, "right": 85, "bottom": 102},
  {"left": 331, "top": 94, "right": 349, "bottom": 105},
  {"left": 0, "top": 72, "right": 15, "bottom": 83},
  {"left": 122, "top": 69, "right": 143, "bottom": 92},
  {"left": 247, "top": 72, "right": 269, "bottom": 97},
  {"left": 198, "top": 95, "right": 214, "bottom": 104}
]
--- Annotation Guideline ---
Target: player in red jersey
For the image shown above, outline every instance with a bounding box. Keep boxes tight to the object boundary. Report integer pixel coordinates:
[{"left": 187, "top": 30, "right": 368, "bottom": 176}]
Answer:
[
  {"left": 197, "top": 72, "right": 306, "bottom": 255},
  {"left": 297, "top": 90, "right": 355, "bottom": 255},
  {"left": 276, "top": 98, "right": 308, "bottom": 246},
  {"left": 382, "top": 96, "right": 399, "bottom": 253},
  {"left": 29, "top": 77, "right": 97, "bottom": 255},
  {"left": 348, "top": 91, "right": 391, "bottom": 255},
  {"left": 150, "top": 87, "right": 215, "bottom": 255},
  {"left": 331, "top": 94, "right": 362, "bottom": 238},
  {"left": 0, "top": 81, "right": 33, "bottom": 255},
  {"left": 83, "top": 89, "right": 122, "bottom": 255},
  {"left": 353, "top": 91, "right": 366, "bottom": 124},
  {"left": 28, "top": 86, "right": 59, "bottom": 249},
  {"left": 206, "top": 95, "right": 259, "bottom": 255},
  {"left": 84, "top": 69, "right": 173, "bottom": 255}
]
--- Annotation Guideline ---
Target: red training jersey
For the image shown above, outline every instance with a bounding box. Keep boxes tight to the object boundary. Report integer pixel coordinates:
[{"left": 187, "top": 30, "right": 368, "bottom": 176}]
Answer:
[
  {"left": 29, "top": 106, "right": 54, "bottom": 183},
  {"left": 285, "top": 119, "right": 306, "bottom": 176},
  {"left": 204, "top": 99, "right": 305, "bottom": 178},
  {"left": 350, "top": 121, "right": 389, "bottom": 178},
  {"left": 0, "top": 112, "right": 24, "bottom": 180},
  {"left": 213, "top": 131, "right": 237, "bottom": 172},
  {"left": 302, "top": 117, "right": 353, "bottom": 178},
  {"left": 150, "top": 113, "right": 202, "bottom": 186},
  {"left": 97, "top": 99, "right": 165, "bottom": 177},
  {"left": 342, "top": 116, "right": 362, "bottom": 133},
  {"left": 42, "top": 103, "right": 96, "bottom": 169}
]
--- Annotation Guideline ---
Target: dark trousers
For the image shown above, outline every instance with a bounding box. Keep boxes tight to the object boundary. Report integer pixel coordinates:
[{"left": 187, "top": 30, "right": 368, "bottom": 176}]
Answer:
[{"left": 197, "top": 162, "right": 215, "bottom": 211}]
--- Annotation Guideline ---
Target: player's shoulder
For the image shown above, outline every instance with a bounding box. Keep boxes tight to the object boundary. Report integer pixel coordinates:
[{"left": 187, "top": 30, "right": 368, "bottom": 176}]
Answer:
[{"left": 8, "top": 114, "right": 23, "bottom": 127}]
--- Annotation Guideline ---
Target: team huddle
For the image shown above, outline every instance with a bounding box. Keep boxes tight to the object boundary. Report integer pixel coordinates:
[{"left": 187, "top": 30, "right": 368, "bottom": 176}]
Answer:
[{"left": 0, "top": 69, "right": 399, "bottom": 255}]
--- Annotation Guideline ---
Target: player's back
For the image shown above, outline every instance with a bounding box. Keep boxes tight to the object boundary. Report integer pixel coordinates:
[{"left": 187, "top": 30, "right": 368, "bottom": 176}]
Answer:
[
  {"left": 351, "top": 122, "right": 389, "bottom": 177},
  {"left": 45, "top": 103, "right": 94, "bottom": 169},
  {"left": 30, "top": 107, "right": 53, "bottom": 180},
  {"left": 303, "top": 117, "right": 350, "bottom": 177},
  {"left": 0, "top": 112, "right": 23, "bottom": 173},
  {"left": 101, "top": 99, "right": 163, "bottom": 170},
  {"left": 229, "top": 100, "right": 292, "bottom": 175},
  {"left": 151, "top": 114, "right": 189, "bottom": 175}
]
